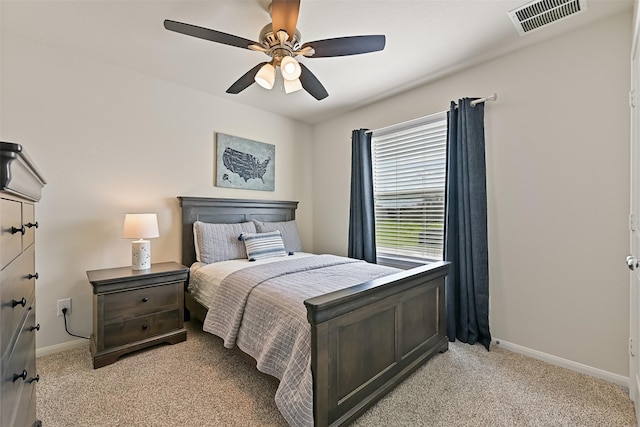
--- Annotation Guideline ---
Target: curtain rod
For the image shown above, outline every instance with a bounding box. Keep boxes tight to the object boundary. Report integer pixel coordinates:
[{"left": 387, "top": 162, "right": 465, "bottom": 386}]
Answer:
[
  {"left": 470, "top": 93, "right": 498, "bottom": 107},
  {"left": 366, "top": 92, "right": 498, "bottom": 135}
]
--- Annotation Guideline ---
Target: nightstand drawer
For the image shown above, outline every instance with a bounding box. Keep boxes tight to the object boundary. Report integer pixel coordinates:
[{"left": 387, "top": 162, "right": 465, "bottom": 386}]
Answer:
[
  {"left": 103, "top": 309, "right": 181, "bottom": 348},
  {"left": 103, "top": 282, "right": 181, "bottom": 322}
]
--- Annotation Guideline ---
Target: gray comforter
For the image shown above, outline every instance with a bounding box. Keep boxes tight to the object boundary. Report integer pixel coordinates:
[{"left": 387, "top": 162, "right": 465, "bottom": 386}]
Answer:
[{"left": 203, "top": 254, "right": 398, "bottom": 427}]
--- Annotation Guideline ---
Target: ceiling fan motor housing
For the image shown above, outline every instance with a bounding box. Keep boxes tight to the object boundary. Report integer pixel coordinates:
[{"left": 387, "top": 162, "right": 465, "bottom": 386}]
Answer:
[{"left": 258, "top": 23, "right": 301, "bottom": 63}]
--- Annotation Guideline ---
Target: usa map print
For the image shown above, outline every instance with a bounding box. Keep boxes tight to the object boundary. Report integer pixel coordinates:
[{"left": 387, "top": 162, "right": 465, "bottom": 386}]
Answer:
[{"left": 216, "top": 133, "right": 275, "bottom": 191}]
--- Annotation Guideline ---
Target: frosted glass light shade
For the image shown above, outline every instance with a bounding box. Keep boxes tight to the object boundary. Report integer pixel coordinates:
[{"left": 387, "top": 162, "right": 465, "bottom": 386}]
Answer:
[
  {"left": 280, "top": 56, "right": 301, "bottom": 81},
  {"left": 255, "top": 63, "right": 276, "bottom": 89},
  {"left": 284, "top": 78, "right": 303, "bottom": 94}
]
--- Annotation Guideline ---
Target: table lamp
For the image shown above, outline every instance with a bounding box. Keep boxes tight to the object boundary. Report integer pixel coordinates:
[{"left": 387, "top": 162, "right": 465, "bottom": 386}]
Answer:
[{"left": 122, "top": 213, "right": 159, "bottom": 270}]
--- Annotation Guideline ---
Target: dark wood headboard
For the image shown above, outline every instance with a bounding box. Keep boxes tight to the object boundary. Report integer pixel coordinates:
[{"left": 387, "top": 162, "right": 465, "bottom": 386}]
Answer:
[{"left": 177, "top": 197, "right": 299, "bottom": 267}]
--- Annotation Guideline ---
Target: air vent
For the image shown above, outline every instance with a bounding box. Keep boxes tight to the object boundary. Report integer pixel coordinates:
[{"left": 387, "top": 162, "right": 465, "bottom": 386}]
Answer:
[{"left": 509, "top": 0, "right": 587, "bottom": 36}]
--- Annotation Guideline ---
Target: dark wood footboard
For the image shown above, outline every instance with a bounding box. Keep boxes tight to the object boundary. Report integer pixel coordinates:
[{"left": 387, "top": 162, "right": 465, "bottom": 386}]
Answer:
[{"left": 305, "top": 261, "right": 450, "bottom": 427}]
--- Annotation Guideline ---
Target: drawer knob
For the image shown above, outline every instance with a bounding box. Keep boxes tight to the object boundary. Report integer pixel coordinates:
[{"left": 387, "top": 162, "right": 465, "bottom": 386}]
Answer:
[
  {"left": 27, "top": 375, "right": 40, "bottom": 384},
  {"left": 142, "top": 297, "right": 149, "bottom": 302},
  {"left": 30, "top": 323, "right": 40, "bottom": 332},
  {"left": 13, "top": 370, "right": 27, "bottom": 382},
  {"left": 12, "top": 297, "right": 27, "bottom": 308},
  {"left": 11, "top": 225, "right": 25, "bottom": 235},
  {"left": 28, "top": 272, "right": 39, "bottom": 280},
  {"left": 26, "top": 222, "right": 39, "bottom": 229},
  {"left": 142, "top": 324, "right": 148, "bottom": 330}
]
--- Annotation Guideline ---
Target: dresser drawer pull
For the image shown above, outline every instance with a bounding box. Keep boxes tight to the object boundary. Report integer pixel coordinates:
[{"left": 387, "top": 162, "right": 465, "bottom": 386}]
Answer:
[
  {"left": 29, "top": 323, "right": 40, "bottom": 332},
  {"left": 142, "top": 297, "right": 149, "bottom": 302},
  {"left": 28, "top": 272, "right": 39, "bottom": 280},
  {"left": 11, "top": 225, "right": 25, "bottom": 235},
  {"left": 12, "top": 297, "right": 27, "bottom": 308},
  {"left": 142, "top": 324, "right": 148, "bottom": 330},
  {"left": 27, "top": 375, "right": 40, "bottom": 384},
  {"left": 13, "top": 370, "right": 27, "bottom": 382},
  {"left": 26, "top": 222, "right": 39, "bottom": 229}
]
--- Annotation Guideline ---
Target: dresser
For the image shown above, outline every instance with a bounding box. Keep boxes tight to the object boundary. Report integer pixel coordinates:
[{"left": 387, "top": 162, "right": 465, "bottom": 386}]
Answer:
[
  {"left": 0, "top": 142, "right": 46, "bottom": 427},
  {"left": 87, "top": 262, "right": 188, "bottom": 369}
]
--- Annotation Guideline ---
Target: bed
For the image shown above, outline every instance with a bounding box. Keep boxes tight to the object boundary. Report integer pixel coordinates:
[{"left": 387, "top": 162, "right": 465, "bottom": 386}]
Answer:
[{"left": 178, "top": 196, "right": 450, "bottom": 427}]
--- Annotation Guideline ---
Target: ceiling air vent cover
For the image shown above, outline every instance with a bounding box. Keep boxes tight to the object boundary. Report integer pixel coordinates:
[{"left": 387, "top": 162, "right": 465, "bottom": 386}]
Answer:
[{"left": 509, "top": 0, "right": 587, "bottom": 36}]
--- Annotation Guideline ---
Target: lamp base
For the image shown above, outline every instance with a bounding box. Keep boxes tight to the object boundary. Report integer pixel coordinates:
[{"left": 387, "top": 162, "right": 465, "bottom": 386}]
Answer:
[{"left": 131, "top": 240, "right": 151, "bottom": 270}]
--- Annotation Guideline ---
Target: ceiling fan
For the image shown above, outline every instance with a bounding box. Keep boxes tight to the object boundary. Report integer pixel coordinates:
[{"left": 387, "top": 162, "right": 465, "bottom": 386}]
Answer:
[{"left": 164, "top": 0, "right": 385, "bottom": 100}]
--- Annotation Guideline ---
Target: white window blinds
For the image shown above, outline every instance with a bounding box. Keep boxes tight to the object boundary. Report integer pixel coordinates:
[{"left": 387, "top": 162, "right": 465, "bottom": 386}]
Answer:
[{"left": 371, "top": 111, "right": 448, "bottom": 263}]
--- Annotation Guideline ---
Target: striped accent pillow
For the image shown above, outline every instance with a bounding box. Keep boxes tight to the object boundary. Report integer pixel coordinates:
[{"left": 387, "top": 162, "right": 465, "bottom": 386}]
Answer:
[{"left": 240, "top": 230, "right": 287, "bottom": 261}]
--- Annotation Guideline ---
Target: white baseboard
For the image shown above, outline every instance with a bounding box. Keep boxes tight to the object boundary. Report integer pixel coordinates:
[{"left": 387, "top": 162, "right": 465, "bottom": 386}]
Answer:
[
  {"left": 35, "top": 336, "right": 629, "bottom": 387},
  {"left": 36, "top": 339, "right": 88, "bottom": 358},
  {"left": 493, "top": 338, "right": 629, "bottom": 388}
]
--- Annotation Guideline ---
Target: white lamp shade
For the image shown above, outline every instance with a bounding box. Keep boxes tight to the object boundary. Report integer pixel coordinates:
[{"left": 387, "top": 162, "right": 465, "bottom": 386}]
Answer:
[
  {"left": 284, "top": 78, "right": 303, "bottom": 94},
  {"left": 122, "top": 213, "right": 159, "bottom": 239},
  {"left": 280, "top": 56, "right": 301, "bottom": 81},
  {"left": 255, "top": 63, "right": 276, "bottom": 89}
]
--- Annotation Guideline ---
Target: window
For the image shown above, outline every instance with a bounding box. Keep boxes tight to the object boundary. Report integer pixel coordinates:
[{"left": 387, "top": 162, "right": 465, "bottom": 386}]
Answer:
[{"left": 371, "top": 112, "right": 448, "bottom": 267}]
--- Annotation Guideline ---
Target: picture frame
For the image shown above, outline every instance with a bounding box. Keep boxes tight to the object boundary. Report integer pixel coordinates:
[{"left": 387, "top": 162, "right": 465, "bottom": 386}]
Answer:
[{"left": 215, "top": 133, "right": 275, "bottom": 191}]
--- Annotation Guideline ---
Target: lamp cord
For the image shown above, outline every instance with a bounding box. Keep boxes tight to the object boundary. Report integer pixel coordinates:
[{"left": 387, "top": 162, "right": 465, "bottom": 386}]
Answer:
[{"left": 62, "top": 308, "right": 90, "bottom": 340}]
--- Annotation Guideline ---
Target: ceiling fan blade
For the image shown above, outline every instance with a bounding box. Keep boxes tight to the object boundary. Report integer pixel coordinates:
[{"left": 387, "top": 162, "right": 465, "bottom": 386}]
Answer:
[
  {"left": 226, "top": 62, "right": 268, "bottom": 94},
  {"left": 299, "top": 63, "right": 328, "bottom": 100},
  {"left": 302, "top": 35, "right": 386, "bottom": 58},
  {"left": 164, "top": 20, "right": 258, "bottom": 50},
  {"left": 271, "top": 0, "right": 300, "bottom": 41}
]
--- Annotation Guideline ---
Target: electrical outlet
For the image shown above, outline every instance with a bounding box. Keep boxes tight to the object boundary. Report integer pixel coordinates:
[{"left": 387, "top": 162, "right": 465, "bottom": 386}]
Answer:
[{"left": 57, "top": 298, "right": 71, "bottom": 316}]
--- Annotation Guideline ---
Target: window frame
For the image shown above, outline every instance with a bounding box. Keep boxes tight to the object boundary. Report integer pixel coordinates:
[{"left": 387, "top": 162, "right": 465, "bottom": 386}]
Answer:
[{"left": 370, "top": 111, "right": 448, "bottom": 269}]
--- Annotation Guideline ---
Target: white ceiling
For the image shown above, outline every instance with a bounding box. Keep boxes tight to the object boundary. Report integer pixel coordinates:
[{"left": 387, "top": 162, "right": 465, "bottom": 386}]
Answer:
[{"left": 1, "top": 0, "right": 634, "bottom": 124}]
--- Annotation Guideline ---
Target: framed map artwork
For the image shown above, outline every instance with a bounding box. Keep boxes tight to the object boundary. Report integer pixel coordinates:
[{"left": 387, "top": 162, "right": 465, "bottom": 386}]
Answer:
[{"left": 215, "top": 133, "right": 275, "bottom": 191}]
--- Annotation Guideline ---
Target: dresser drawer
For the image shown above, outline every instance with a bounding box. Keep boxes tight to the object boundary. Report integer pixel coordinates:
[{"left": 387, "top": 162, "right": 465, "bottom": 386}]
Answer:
[
  {"left": 22, "top": 202, "right": 35, "bottom": 251},
  {"left": 1, "top": 198, "right": 23, "bottom": 270},
  {"left": 1, "top": 303, "right": 37, "bottom": 427},
  {"left": 103, "top": 309, "right": 181, "bottom": 349},
  {"left": 103, "top": 282, "right": 181, "bottom": 322},
  {"left": 0, "top": 247, "right": 35, "bottom": 355}
]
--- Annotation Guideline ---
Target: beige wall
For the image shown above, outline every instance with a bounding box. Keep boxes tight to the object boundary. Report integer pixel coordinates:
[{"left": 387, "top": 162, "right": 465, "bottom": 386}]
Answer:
[
  {"left": 1, "top": 6, "right": 632, "bottom": 380},
  {"left": 311, "top": 12, "right": 632, "bottom": 376},
  {"left": 0, "top": 34, "right": 314, "bottom": 350}
]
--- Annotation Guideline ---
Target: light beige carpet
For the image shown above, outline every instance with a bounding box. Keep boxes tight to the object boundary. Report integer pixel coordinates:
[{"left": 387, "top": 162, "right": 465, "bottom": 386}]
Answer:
[{"left": 37, "top": 321, "right": 636, "bottom": 426}]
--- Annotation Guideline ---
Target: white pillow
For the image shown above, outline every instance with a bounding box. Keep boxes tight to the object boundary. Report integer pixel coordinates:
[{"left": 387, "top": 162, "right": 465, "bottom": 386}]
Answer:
[
  {"left": 193, "top": 221, "right": 257, "bottom": 264},
  {"left": 253, "top": 219, "right": 302, "bottom": 253},
  {"left": 240, "top": 230, "right": 288, "bottom": 261}
]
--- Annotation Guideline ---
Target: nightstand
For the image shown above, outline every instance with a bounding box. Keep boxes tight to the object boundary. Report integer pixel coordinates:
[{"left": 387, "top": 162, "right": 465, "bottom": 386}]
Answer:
[{"left": 87, "top": 261, "right": 188, "bottom": 368}]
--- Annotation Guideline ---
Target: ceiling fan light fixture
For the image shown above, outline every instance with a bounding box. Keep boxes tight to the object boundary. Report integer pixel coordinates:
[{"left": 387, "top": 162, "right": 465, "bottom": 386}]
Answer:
[
  {"left": 280, "top": 56, "right": 301, "bottom": 81},
  {"left": 284, "top": 78, "right": 303, "bottom": 94},
  {"left": 255, "top": 63, "right": 276, "bottom": 89}
]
